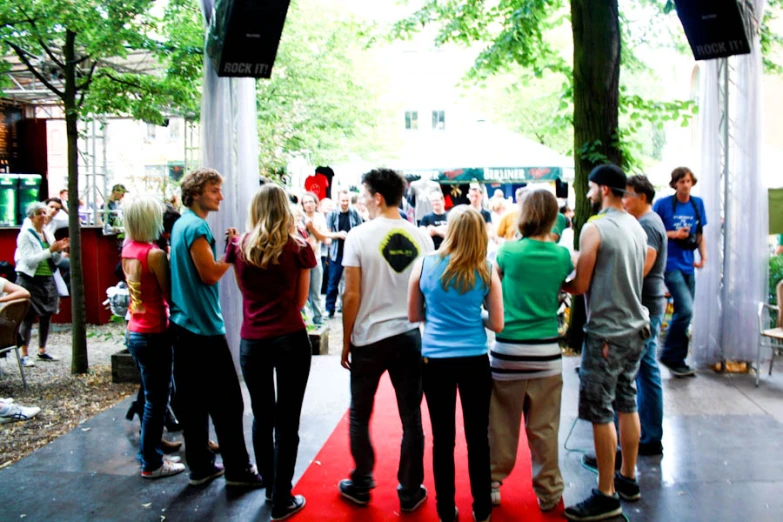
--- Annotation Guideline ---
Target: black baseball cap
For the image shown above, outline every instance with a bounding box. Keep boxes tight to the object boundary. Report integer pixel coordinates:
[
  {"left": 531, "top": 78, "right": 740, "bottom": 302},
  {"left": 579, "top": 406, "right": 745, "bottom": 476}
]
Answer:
[
  {"left": 588, "top": 164, "right": 627, "bottom": 192},
  {"left": 112, "top": 184, "right": 128, "bottom": 193}
]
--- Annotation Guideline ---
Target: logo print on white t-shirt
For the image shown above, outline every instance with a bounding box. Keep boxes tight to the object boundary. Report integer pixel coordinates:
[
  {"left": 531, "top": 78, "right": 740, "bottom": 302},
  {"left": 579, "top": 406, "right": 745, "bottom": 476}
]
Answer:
[{"left": 380, "top": 229, "right": 421, "bottom": 273}]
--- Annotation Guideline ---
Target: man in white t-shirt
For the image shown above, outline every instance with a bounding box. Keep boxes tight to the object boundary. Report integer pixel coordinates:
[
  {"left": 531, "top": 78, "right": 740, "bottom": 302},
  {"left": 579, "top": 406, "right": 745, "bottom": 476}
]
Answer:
[{"left": 338, "top": 168, "right": 434, "bottom": 512}]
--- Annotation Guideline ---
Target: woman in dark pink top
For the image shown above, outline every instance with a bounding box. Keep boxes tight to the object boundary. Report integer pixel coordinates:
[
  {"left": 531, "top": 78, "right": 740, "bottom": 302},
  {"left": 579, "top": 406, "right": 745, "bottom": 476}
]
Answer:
[
  {"left": 122, "top": 195, "right": 185, "bottom": 480},
  {"left": 226, "top": 183, "right": 316, "bottom": 521}
]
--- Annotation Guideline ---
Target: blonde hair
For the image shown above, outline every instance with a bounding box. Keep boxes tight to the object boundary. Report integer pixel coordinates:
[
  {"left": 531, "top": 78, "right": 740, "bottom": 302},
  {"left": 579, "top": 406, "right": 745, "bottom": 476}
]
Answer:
[
  {"left": 438, "top": 205, "right": 490, "bottom": 294},
  {"left": 124, "top": 195, "right": 164, "bottom": 243},
  {"left": 240, "top": 184, "right": 303, "bottom": 269}
]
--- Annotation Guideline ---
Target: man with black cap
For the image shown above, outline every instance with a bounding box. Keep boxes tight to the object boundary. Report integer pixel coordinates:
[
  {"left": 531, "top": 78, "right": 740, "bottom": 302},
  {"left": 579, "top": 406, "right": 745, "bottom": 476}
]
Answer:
[{"left": 563, "top": 164, "right": 650, "bottom": 521}]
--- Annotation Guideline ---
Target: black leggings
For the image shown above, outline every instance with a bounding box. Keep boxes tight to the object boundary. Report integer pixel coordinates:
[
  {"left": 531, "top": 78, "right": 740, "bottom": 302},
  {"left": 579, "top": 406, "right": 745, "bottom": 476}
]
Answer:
[{"left": 19, "top": 310, "right": 52, "bottom": 349}]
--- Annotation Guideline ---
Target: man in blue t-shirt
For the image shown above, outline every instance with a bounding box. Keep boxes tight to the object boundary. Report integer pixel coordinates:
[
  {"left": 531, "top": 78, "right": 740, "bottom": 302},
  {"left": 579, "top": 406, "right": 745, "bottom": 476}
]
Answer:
[
  {"left": 169, "top": 168, "right": 262, "bottom": 488},
  {"left": 653, "top": 167, "right": 707, "bottom": 378}
]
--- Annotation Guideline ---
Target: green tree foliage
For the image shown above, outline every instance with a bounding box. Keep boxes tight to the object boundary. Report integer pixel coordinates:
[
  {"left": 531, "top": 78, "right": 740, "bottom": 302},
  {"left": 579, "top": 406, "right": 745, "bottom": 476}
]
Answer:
[
  {"left": 0, "top": 0, "right": 202, "bottom": 373},
  {"left": 256, "top": 0, "right": 392, "bottom": 176}
]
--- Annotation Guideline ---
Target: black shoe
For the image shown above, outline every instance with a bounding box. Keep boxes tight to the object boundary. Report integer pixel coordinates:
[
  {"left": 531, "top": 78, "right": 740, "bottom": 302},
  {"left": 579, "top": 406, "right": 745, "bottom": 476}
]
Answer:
[
  {"left": 581, "top": 449, "right": 622, "bottom": 472},
  {"left": 125, "top": 401, "right": 141, "bottom": 421},
  {"left": 328, "top": 310, "right": 335, "bottom": 318},
  {"left": 189, "top": 463, "right": 225, "bottom": 486},
  {"left": 399, "top": 485, "right": 427, "bottom": 512},
  {"left": 660, "top": 360, "right": 696, "bottom": 377},
  {"left": 638, "top": 441, "right": 663, "bottom": 456},
  {"left": 564, "top": 489, "right": 622, "bottom": 521},
  {"left": 439, "top": 507, "right": 458, "bottom": 522},
  {"left": 339, "top": 479, "right": 371, "bottom": 505},
  {"left": 271, "top": 495, "right": 306, "bottom": 521},
  {"left": 37, "top": 352, "right": 59, "bottom": 361},
  {"left": 225, "top": 465, "right": 265, "bottom": 488},
  {"left": 614, "top": 472, "right": 641, "bottom": 502}
]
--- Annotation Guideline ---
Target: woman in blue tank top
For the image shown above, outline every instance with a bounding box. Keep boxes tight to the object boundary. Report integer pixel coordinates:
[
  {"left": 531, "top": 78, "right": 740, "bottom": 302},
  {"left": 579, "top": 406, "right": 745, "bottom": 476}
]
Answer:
[{"left": 408, "top": 205, "right": 504, "bottom": 522}]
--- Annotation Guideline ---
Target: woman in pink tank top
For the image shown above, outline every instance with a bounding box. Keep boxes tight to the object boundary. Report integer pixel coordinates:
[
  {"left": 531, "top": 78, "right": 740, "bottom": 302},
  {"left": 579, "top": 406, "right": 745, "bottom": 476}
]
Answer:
[{"left": 122, "top": 195, "right": 184, "bottom": 480}]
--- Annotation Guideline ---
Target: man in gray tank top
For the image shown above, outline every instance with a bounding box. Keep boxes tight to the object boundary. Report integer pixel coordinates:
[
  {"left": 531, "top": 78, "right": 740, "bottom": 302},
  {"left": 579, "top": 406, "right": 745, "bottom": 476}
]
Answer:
[{"left": 563, "top": 164, "right": 650, "bottom": 522}]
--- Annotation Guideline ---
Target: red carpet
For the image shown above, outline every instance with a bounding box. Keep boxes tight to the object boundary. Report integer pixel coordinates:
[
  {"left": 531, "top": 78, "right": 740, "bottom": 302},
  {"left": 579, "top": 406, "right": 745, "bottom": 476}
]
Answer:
[{"left": 294, "top": 374, "right": 565, "bottom": 521}]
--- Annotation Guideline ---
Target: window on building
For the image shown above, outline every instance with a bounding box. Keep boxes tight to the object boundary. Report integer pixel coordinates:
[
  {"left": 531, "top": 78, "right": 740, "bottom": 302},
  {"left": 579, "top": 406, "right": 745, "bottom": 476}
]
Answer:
[
  {"left": 145, "top": 123, "right": 156, "bottom": 140},
  {"left": 169, "top": 119, "right": 181, "bottom": 140},
  {"left": 405, "top": 111, "right": 419, "bottom": 130},
  {"left": 432, "top": 110, "right": 445, "bottom": 130}
]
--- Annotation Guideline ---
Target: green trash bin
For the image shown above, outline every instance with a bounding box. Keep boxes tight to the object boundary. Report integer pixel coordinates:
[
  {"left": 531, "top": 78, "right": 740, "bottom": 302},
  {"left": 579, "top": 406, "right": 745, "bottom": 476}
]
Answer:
[
  {"left": 0, "top": 175, "right": 16, "bottom": 226},
  {"left": 16, "top": 174, "right": 42, "bottom": 225}
]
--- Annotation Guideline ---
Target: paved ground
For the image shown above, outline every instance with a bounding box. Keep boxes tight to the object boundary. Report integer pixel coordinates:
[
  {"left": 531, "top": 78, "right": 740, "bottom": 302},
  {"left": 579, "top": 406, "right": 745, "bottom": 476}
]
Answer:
[{"left": 2, "top": 314, "right": 782, "bottom": 521}]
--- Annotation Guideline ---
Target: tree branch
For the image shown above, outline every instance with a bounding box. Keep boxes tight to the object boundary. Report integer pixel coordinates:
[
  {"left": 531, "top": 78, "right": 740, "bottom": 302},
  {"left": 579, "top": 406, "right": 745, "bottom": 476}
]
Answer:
[
  {"left": 5, "top": 41, "right": 65, "bottom": 99},
  {"left": 76, "top": 61, "right": 98, "bottom": 108},
  {"left": 12, "top": 1, "right": 66, "bottom": 68}
]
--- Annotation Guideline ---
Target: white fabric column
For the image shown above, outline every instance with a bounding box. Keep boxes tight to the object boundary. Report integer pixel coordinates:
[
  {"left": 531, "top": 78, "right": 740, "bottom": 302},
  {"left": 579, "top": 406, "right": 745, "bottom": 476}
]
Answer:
[
  {"left": 200, "top": 0, "right": 259, "bottom": 371},
  {"left": 692, "top": 0, "right": 768, "bottom": 366}
]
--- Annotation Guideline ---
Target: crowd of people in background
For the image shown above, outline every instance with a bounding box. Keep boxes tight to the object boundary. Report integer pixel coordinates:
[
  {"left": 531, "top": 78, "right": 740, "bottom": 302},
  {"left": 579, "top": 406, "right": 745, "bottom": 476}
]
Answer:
[{"left": 2, "top": 162, "right": 711, "bottom": 522}]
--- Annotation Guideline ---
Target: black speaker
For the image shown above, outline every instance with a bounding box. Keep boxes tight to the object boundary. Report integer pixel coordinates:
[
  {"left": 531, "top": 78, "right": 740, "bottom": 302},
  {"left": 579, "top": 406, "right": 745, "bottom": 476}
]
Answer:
[
  {"left": 673, "top": 0, "right": 752, "bottom": 61},
  {"left": 206, "top": 0, "right": 291, "bottom": 78}
]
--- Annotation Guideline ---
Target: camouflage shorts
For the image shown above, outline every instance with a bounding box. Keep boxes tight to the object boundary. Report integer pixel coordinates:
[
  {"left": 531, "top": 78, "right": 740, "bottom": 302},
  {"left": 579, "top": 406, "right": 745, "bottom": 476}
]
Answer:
[{"left": 578, "top": 329, "right": 647, "bottom": 424}]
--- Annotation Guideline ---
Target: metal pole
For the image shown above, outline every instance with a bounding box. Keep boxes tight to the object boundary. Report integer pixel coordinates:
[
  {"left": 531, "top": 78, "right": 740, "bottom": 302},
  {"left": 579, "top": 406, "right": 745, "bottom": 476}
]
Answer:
[{"left": 719, "top": 57, "right": 730, "bottom": 363}]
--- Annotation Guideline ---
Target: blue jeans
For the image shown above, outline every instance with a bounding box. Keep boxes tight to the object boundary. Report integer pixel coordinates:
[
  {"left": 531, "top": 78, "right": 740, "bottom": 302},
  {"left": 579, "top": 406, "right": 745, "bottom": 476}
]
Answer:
[
  {"left": 240, "top": 330, "right": 311, "bottom": 504},
  {"left": 308, "top": 263, "right": 324, "bottom": 324},
  {"left": 661, "top": 270, "right": 696, "bottom": 367},
  {"left": 325, "top": 256, "right": 344, "bottom": 314},
  {"left": 126, "top": 331, "right": 173, "bottom": 472},
  {"left": 637, "top": 313, "right": 664, "bottom": 445}
]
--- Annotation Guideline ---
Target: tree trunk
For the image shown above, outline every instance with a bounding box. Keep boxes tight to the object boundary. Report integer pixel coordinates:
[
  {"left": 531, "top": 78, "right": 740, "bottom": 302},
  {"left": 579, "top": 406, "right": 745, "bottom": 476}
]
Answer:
[
  {"left": 566, "top": 0, "right": 622, "bottom": 351},
  {"left": 63, "top": 29, "right": 89, "bottom": 373}
]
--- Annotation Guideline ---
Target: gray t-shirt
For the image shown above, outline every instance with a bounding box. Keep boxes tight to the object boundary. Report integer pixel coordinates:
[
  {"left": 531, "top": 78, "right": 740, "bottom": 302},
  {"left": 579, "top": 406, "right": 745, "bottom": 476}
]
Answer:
[
  {"left": 638, "top": 211, "right": 668, "bottom": 316},
  {"left": 583, "top": 208, "right": 650, "bottom": 339}
]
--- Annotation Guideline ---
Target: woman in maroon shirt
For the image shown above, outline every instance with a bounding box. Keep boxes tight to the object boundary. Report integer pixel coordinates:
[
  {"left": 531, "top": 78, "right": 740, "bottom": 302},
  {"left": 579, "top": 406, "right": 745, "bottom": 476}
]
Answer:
[{"left": 226, "top": 184, "right": 316, "bottom": 521}]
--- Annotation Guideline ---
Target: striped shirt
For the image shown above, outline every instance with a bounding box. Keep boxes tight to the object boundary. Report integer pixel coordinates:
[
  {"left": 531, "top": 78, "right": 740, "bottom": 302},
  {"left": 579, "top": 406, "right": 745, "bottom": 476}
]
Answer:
[{"left": 491, "top": 337, "right": 562, "bottom": 380}]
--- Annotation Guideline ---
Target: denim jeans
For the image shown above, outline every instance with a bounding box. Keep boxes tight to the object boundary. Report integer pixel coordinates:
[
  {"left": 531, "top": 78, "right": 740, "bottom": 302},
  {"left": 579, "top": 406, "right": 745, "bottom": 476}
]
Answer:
[
  {"left": 325, "top": 256, "right": 344, "bottom": 314},
  {"left": 661, "top": 270, "right": 696, "bottom": 367},
  {"left": 349, "top": 329, "right": 425, "bottom": 500},
  {"left": 307, "top": 263, "right": 324, "bottom": 324},
  {"left": 126, "top": 331, "right": 173, "bottom": 472},
  {"left": 423, "top": 354, "right": 492, "bottom": 521},
  {"left": 637, "top": 313, "right": 664, "bottom": 445},
  {"left": 240, "top": 330, "right": 312, "bottom": 504},
  {"left": 171, "top": 323, "right": 251, "bottom": 476}
]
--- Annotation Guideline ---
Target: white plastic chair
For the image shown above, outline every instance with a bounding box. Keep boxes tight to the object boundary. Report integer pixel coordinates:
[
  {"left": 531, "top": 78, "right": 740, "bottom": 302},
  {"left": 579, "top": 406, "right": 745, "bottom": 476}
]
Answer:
[{"left": 756, "top": 280, "right": 783, "bottom": 386}]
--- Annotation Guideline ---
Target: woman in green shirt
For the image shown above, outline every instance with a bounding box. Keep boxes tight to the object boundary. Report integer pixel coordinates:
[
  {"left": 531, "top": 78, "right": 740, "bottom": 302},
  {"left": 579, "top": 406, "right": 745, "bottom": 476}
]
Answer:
[{"left": 488, "top": 189, "right": 573, "bottom": 512}]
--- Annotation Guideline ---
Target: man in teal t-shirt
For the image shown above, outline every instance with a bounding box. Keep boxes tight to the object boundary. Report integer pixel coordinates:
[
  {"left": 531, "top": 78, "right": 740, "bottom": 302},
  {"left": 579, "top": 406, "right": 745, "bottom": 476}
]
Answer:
[{"left": 169, "top": 168, "right": 262, "bottom": 489}]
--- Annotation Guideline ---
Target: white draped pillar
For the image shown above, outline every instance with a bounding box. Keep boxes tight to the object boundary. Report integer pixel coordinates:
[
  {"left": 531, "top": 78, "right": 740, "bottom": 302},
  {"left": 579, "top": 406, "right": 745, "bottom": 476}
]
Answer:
[{"left": 199, "top": 0, "right": 259, "bottom": 371}]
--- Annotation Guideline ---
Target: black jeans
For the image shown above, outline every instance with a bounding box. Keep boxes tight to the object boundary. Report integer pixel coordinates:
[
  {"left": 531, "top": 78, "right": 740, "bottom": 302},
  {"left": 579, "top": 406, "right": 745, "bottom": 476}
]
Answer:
[
  {"left": 349, "top": 329, "right": 425, "bottom": 500},
  {"left": 171, "top": 323, "right": 251, "bottom": 476},
  {"left": 240, "top": 330, "right": 312, "bottom": 504},
  {"left": 423, "top": 354, "right": 492, "bottom": 521}
]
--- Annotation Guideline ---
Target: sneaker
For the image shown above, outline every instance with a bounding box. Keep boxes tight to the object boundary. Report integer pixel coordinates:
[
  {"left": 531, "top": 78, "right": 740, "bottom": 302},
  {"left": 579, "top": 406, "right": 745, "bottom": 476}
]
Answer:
[
  {"left": 564, "top": 489, "right": 622, "bottom": 521},
  {"left": 163, "top": 455, "right": 182, "bottom": 464},
  {"left": 400, "top": 485, "right": 427, "bottom": 512},
  {"left": 581, "top": 450, "right": 622, "bottom": 473},
  {"left": 660, "top": 360, "right": 695, "bottom": 377},
  {"left": 37, "top": 352, "right": 59, "bottom": 361},
  {"left": 638, "top": 441, "right": 663, "bottom": 456},
  {"left": 141, "top": 460, "right": 186, "bottom": 479},
  {"left": 225, "top": 465, "right": 266, "bottom": 488},
  {"left": 614, "top": 472, "right": 641, "bottom": 501},
  {"left": 473, "top": 511, "right": 490, "bottom": 522},
  {"left": 189, "top": 463, "right": 225, "bottom": 486},
  {"left": 338, "top": 479, "right": 371, "bottom": 505},
  {"left": 0, "top": 403, "right": 40, "bottom": 424},
  {"left": 21, "top": 356, "right": 35, "bottom": 367},
  {"left": 271, "top": 494, "right": 306, "bottom": 521},
  {"left": 538, "top": 496, "right": 562, "bottom": 512},
  {"left": 491, "top": 481, "right": 501, "bottom": 506}
]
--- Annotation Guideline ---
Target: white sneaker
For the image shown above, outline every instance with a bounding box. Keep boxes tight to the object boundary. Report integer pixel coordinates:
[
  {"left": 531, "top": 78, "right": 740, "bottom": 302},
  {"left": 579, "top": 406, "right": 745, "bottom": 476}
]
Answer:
[
  {"left": 0, "top": 403, "right": 41, "bottom": 424},
  {"left": 491, "top": 481, "right": 501, "bottom": 506},
  {"left": 141, "top": 460, "right": 186, "bottom": 479},
  {"left": 21, "top": 356, "right": 36, "bottom": 367},
  {"left": 163, "top": 455, "right": 182, "bottom": 464}
]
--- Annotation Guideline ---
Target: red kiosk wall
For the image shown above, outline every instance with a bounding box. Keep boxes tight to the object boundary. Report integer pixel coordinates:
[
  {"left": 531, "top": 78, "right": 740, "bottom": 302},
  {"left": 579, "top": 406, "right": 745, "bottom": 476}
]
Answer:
[{"left": 0, "top": 226, "right": 120, "bottom": 324}]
